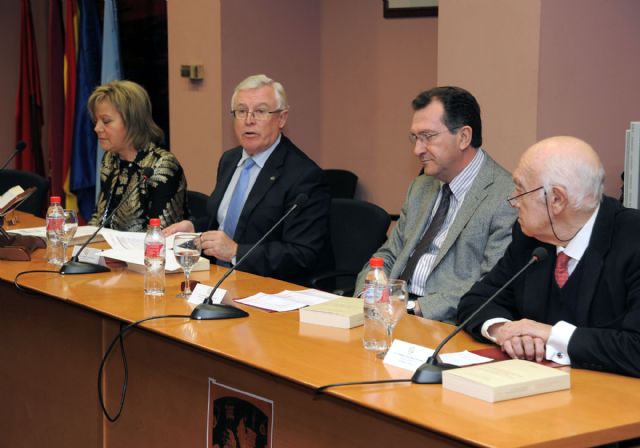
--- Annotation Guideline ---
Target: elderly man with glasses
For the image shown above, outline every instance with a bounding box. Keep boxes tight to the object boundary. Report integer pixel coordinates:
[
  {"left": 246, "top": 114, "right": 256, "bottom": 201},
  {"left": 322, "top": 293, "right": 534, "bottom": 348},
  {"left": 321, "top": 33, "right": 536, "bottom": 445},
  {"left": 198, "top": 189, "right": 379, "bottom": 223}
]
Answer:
[
  {"left": 458, "top": 136, "right": 640, "bottom": 378},
  {"left": 165, "top": 74, "right": 332, "bottom": 284},
  {"left": 355, "top": 86, "right": 516, "bottom": 323}
]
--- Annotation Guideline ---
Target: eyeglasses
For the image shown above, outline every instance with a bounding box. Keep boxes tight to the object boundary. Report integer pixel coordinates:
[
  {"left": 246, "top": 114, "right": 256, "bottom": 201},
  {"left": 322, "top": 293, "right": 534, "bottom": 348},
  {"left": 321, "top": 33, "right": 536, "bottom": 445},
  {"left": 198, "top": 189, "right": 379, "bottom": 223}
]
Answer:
[
  {"left": 507, "top": 186, "right": 544, "bottom": 207},
  {"left": 409, "top": 127, "right": 459, "bottom": 145},
  {"left": 231, "top": 108, "right": 283, "bottom": 120}
]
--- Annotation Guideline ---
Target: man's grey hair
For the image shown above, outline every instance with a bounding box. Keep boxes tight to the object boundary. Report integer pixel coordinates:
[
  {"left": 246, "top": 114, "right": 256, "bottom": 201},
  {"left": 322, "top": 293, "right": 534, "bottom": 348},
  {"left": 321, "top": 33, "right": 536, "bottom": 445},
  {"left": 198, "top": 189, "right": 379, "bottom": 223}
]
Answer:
[
  {"left": 231, "top": 74, "right": 288, "bottom": 110},
  {"left": 539, "top": 151, "right": 604, "bottom": 211}
]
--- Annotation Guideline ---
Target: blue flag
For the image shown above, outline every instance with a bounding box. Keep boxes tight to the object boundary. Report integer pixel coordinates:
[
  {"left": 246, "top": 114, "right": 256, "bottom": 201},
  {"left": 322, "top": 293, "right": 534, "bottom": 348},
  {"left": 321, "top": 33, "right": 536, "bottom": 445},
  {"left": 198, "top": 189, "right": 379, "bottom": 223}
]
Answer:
[
  {"left": 95, "top": 0, "right": 122, "bottom": 200},
  {"left": 71, "top": 0, "right": 101, "bottom": 221}
]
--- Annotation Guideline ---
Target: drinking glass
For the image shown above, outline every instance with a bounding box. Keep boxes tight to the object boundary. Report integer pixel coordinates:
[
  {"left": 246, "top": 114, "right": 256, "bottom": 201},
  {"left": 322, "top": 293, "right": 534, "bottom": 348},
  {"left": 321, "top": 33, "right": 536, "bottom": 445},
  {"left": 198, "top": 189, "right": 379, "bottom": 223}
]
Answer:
[
  {"left": 374, "top": 279, "right": 408, "bottom": 358},
  {"left": 173, "top": 233, "right": 201, "bottom": 298},
  {"left": 58, "top": 209, "right": 78, "bottom": 263}
]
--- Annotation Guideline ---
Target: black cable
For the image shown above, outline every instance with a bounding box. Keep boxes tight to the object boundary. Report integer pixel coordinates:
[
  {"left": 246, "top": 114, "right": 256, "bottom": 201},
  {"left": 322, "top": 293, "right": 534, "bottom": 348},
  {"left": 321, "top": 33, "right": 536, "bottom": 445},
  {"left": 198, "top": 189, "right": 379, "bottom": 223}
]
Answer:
[
  {"left": 315, "top": 378, "right": 412, "bottom": 395},
  {"left": 98, "top": 313, "right": 191, "bottom": 422},
  {"left": 14, "top": 269, "right": 60, "bottom": 292}
]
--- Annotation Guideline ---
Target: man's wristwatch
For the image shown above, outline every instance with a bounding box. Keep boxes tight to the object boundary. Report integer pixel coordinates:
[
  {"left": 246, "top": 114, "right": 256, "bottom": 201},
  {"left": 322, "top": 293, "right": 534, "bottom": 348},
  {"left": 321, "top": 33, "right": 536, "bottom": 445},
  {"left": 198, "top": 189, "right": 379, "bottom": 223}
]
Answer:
[{"left": 406, "top": 299, "right": 417, "bottom": 315}]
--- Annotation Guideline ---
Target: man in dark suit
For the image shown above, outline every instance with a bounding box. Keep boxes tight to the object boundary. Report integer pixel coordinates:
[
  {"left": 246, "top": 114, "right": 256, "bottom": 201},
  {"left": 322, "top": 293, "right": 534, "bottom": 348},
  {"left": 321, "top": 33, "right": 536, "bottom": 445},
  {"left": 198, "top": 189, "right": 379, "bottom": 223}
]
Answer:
[
  {"left": 165, "top": 74, "right": 331, "bottom": 283},
  {"left": 457, "top": 136, "right": 640, "bottom": 377}
]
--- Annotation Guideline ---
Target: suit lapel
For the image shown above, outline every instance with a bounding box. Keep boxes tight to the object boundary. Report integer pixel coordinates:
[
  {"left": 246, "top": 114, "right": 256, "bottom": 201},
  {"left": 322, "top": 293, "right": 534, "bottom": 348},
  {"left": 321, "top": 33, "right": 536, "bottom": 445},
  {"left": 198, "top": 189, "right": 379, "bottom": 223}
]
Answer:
[
  {"left": 522, "top": 243, "right": 555, "bottom": 321},
  {"left": 575, "top": 199, "right": 614, "bottom": 325},
  {"left": 207, "top": 150, "right": 242, "bottom": 230},
  {"left": 407, "top": 179, "right": 440, "bottom": 250},
  {"left": 233, "top": 140, "right": 286, "bottom": 237},
  {"left": 432, "top": 156, "right": 494, "bottom": 268}
]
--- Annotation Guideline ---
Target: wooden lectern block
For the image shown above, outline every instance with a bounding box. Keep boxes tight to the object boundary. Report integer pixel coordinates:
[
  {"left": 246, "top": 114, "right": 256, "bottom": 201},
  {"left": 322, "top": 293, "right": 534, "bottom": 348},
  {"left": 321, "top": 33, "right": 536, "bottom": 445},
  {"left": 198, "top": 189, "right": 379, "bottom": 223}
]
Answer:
[{"left": 0, "top": 232, "right": 46, "bottom": 261}]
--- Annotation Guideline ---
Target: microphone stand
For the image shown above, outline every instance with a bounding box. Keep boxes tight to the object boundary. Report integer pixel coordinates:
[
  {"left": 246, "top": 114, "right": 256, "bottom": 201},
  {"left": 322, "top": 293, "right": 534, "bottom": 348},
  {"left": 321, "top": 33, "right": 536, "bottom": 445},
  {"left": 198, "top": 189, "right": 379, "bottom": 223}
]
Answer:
[
  {"left": 411, "top": 247, "right": 548, "bottom": 384},
  {"left": 0, "top": 141, "right": 27, "bottom": 171},
  {"left": 60, "top": 169, "right": 154, "bottom": 275},
  {"left": 190, "top": 194, "right": 307, "bottom": 320}
]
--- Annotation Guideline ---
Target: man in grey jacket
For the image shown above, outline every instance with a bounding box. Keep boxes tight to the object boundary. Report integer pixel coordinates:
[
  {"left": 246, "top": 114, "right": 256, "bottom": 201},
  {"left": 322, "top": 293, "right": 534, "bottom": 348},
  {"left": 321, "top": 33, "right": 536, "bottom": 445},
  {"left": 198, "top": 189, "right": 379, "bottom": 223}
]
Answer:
[{"left": 355, "top": 86, "right": 516, "bottom": 323}]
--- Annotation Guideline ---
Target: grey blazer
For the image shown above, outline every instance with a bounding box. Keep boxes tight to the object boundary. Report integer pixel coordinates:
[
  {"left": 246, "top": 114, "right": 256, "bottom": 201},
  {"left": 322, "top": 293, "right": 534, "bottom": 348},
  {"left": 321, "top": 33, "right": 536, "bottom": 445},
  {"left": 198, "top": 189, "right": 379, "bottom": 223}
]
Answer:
[{"left": 355, "top": 152, "right": 516, "bottom": 323}]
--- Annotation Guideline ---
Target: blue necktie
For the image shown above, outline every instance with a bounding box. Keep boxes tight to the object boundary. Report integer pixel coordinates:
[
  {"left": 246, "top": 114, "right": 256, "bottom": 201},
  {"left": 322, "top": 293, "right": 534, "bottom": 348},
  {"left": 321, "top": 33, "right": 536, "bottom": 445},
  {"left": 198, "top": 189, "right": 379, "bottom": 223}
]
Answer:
[{"left": 223, "top": 158, "right": 255, "bottom": 238}]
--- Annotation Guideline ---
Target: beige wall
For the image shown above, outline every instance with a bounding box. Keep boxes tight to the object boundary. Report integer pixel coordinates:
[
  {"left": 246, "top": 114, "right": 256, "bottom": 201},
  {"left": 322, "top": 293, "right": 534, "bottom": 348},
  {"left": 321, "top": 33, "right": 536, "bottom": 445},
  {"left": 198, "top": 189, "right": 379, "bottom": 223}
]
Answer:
[
  {"left": 438, "top": 0, "right": 541, "bottom": 175},
  {"left": 537, "top": 0, "right": 640, "bottom": 197},
  {"left": 167, "top": 0, "right": 223, "bottom": 196},
  {"left": 319, "top": 0, "right": 437, "bottom": 212}
]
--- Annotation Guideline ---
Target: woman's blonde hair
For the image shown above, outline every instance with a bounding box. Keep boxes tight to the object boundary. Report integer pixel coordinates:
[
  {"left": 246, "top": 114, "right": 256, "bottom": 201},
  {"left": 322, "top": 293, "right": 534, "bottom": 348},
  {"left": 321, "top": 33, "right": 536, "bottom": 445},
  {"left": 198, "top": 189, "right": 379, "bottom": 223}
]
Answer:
[{"left": 88, "top": 80, "right": 164, "bottom": 150}]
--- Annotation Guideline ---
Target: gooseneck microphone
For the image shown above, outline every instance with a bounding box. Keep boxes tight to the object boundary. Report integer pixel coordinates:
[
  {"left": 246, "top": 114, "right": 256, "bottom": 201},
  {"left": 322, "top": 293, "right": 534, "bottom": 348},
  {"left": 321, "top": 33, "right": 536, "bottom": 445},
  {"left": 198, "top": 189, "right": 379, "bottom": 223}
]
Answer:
[
  {"left": 0, "top": 141, "right": 27, "bottom": 171},
  {"left": 190, "top": 193, "right": 309, "bottom": 320},
  {"left": 411, "top": 247, "right": 549, "bottom": 384},
  {"left": 60, "top": 167, "right": 155, "bottom": 275}
]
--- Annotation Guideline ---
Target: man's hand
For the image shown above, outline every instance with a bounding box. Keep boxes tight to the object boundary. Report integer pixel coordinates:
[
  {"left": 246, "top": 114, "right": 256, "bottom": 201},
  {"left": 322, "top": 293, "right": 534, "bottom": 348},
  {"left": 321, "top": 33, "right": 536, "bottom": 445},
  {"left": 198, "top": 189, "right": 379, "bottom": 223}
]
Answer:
[
  {"left": 201, "top": 230, "right": 238, "bottom": 262},
  {"left": 162, "top": 220, "right": 195, "bottom": 237},
  {"left": 488, "top": 319, "right": 552, "bottom": 363}
]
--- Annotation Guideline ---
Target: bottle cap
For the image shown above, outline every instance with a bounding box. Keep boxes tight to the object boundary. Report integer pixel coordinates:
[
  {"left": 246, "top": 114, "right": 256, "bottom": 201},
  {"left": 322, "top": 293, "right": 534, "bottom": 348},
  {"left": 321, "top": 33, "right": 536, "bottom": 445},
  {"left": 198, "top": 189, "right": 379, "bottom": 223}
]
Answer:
[
  {"left": 369, "top": 257, "right": 384, "bottom": 267},
  {"left": 149, "top": 218, "right": 161, "bottom": 226},
  {"left": 50, "top": 196, "right": 61, "bottom": 204}
]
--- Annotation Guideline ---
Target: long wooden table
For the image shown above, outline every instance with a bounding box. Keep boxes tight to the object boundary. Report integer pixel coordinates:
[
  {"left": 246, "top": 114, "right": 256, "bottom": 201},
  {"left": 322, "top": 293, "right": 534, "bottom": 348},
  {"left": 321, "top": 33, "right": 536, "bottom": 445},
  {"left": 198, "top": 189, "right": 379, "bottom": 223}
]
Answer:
[{"left": 1, "top": 213, "right": 640, "bottom": 447}]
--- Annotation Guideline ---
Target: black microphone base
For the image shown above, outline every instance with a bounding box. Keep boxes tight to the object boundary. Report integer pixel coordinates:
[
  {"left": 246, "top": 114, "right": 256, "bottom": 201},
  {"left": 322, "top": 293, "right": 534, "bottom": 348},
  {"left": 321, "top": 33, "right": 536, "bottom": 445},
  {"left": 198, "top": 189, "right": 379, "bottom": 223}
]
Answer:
[
  {"left": 60, "top": 260, "right": 110, "bottom": 275},
  {"left": 411, "top": 361, "right": 458, "bottom": 384},
  {"left": 190, "top": 303, "right": 249, "bottom": 320}
]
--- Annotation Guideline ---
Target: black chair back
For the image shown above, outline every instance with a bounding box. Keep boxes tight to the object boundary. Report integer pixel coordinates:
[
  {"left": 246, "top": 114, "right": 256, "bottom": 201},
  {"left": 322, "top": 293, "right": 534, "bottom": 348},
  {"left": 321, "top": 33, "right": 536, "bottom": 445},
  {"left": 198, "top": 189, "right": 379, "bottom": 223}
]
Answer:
[
  {"left": 187, "top": 190, "right": 210, "bottom": 230},
  {"left": 0, "top": 169, "right": 50, "bottom": 217},
  {"left": 310, "top": 198, "right": 391, "bottom": 295},
  {"left": 324, "top": 169, "right": 358, "bottom": 199}
]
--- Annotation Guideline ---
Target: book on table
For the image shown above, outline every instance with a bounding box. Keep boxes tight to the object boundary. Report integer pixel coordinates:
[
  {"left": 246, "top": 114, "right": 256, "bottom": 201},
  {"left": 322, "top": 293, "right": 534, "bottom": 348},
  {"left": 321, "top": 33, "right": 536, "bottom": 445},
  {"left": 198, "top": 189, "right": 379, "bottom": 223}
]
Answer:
[
  {"left": 442, "top": 359, "right": 570, "bottom": 403},
  {"left": 299, "top": 297, "right": 364, "bottom": 329},
  {"left": 0, "top": 185, "right": 36, "bottom": 216}
]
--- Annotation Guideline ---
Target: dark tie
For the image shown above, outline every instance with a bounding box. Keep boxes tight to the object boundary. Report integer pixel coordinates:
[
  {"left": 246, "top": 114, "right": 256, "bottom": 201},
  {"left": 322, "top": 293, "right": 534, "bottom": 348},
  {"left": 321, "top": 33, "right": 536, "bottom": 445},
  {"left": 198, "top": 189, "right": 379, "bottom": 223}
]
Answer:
[
  {"left": 222, "top": 158, "right": 255, "bottom": 239},
  {"left": 554, "top": 252, "right": 571, "bottom": 288},
  {"left": 401, "top": 184, "right": 452, "bottom": 282}
]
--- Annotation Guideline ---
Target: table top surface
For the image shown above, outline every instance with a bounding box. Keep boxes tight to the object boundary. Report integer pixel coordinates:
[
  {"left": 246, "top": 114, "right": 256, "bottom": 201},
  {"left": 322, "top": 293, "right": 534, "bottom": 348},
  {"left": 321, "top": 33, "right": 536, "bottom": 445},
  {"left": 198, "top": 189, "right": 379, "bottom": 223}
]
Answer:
[{"left": 2, "top": 212, "right": 640, "bottom": 447}]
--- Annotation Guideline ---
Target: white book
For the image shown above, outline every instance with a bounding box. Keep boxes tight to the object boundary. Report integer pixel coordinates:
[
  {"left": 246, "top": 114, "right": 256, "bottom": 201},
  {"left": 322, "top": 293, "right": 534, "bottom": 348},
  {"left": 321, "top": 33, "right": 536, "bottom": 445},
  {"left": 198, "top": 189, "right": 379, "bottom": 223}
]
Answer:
[
  {"left": 442, "top": 359, "right": 570, "bottom": 403},
  {"left": 299, "top": 297, "right": 364, "bottom": 329}
]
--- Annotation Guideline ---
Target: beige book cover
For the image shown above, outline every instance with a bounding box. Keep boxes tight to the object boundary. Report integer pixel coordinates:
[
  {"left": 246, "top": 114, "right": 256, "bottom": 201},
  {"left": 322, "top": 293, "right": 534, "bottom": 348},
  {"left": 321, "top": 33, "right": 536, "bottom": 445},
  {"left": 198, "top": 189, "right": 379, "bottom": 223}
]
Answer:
[
  {"left": 442, "top": 359, "right": 570, "bottom": 403},
  {"left": 0, "top": 186, "right": 36, "bottom": 214},
  {"left": 299, "top": 297, "right": 364, "bottom": 329}
]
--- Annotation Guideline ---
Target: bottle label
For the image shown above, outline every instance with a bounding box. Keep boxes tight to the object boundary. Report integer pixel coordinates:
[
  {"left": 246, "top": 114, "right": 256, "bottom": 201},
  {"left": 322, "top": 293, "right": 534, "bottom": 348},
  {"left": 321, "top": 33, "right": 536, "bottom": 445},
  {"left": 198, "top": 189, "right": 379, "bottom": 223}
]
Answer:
[
  {"left": 363, "top": 284, "right": 388, "bottom": 304},
  {"left": 46, "top": 217, "right": 63, "bottom": 232},
  {"left": 145, "top": 242, "right": 164, "bottom": 257}
]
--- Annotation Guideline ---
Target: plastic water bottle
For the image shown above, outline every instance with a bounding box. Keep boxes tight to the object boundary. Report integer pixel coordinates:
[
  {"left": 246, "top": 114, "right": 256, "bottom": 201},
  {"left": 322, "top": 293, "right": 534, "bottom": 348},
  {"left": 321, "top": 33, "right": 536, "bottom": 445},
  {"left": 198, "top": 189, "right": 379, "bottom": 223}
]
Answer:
[
  {"left": 144, "top": 218, "right": 165, "bottom": 296},
  {"left": 45, "top": 196, "right": 64, "bottom": 266},
  {"left": 362, "top": 257, "right": 388, "bottom": 351}
]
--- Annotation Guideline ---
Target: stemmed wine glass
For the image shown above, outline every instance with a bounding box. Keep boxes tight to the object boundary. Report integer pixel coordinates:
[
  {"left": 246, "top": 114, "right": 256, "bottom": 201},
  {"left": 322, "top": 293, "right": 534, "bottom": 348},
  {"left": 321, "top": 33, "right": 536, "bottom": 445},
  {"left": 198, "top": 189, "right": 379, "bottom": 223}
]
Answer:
[
  {"left": 375, "top": 279, "right": 408, "bottom": 358},
  {"left": 58, "top": 209, "right": 78, "bottom": 263},
  {"left": 173, "top": 233, "right": 201, "bottom": 298}
]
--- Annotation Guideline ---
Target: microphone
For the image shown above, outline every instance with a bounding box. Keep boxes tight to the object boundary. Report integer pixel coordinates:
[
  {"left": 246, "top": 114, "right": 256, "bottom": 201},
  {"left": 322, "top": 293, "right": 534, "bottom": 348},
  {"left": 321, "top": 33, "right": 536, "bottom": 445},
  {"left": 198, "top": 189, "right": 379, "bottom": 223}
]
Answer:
[
  {"left": 411, "top": 247, "right": 549, "bottom": 384},
  {"left": 0, "top": 141, "right": 27, "bottom": 171},
  {"left": 190, "top": 193, "right": 309, "bottom": 320},
  {"left": 60, "top": 167, "right": 155, "bottom": 275}
]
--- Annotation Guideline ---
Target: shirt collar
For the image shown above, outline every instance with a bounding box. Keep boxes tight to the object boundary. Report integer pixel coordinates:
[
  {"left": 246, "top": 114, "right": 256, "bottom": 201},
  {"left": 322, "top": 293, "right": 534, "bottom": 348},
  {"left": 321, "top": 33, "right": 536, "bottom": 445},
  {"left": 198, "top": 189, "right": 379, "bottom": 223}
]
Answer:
[
  {"left": 240, "top": 134, "right": 281, "bottom": 169},
  {"left": 446, "top": 148, "right": 485, "bottom": 200},
  {"left": 557, "top": 205, "right": 600, "bottom": 261}
]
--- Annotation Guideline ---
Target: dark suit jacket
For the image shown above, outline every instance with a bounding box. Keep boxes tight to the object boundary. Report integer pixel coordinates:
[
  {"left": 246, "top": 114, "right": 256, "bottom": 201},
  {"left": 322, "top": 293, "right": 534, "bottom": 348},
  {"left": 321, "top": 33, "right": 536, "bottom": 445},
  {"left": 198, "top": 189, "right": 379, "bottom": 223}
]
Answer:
[
  {"left": 457, "top": 196, "right": 640, "bottom": 377},
  {"left": 198, "top": 135, "right": 332, "bottom": 284}
]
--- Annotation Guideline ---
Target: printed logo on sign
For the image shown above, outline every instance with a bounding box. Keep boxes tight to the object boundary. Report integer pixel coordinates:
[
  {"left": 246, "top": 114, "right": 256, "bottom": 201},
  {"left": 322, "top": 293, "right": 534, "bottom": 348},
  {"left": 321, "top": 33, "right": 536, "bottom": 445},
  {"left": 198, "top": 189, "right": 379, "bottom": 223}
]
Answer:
[{"left": 145, "top": 243, "right": 164, "bottom": 257}]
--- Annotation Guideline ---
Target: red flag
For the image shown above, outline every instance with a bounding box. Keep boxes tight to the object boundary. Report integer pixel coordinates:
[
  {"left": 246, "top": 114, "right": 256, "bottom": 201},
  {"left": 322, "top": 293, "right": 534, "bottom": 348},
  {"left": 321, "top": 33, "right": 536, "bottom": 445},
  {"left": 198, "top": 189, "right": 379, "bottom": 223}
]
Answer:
[
  {"left": 48, "top": 0, "right": 65, "bottom": 197},
  {"left": 15, "top": 0, "right": 45, "bottom": 176},
  {"left": 63, "top": 0, "right": 78, "bottom": 210}
]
